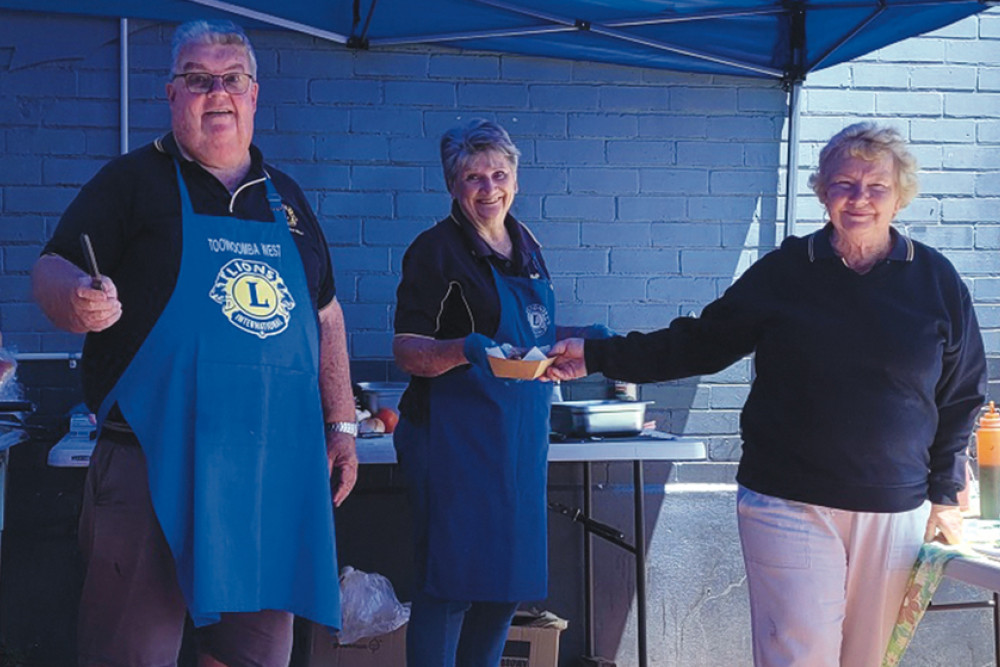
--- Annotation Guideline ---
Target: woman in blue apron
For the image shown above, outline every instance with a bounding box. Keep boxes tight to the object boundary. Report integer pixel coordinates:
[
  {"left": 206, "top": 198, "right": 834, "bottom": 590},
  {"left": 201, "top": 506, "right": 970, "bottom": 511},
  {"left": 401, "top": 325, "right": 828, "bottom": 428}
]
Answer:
[{"left": 392, "top": 120, "right": 611, "bottom": 667}]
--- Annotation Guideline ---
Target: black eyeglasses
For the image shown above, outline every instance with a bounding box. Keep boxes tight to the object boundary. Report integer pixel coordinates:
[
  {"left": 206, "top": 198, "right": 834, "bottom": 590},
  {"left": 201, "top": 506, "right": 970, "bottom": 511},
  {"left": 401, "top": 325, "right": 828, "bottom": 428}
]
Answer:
[{"left": 172, "top": 71, "right": 254, "bottom": 95}]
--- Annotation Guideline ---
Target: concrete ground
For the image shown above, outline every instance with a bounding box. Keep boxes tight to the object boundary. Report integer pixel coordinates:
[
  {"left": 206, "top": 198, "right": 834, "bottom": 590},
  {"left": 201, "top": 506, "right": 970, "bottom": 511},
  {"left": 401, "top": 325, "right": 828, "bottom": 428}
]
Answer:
[{"left": 585, "top": 463, "right": 996, "bottom": 667}]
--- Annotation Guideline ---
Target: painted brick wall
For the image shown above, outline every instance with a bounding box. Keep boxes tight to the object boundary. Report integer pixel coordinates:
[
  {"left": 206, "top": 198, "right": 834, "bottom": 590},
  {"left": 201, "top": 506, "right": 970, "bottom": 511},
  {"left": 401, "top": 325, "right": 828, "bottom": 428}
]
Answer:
[{"left": 1, "top": 8, "right": 998, "bottom": 458}]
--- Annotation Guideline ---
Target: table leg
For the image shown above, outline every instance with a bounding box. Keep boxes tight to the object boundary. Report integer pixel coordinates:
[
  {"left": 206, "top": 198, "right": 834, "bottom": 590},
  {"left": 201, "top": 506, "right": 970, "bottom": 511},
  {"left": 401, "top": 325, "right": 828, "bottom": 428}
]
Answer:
[
  {"left": 0, "top": 448, "right": 6, "bottom": 532},
  {"left": 584, "top": 461, "right": 594, "bottom": 657},
  {"left": 994, "top": 591, "right": 999, "bottom": 664},
  {"left": 634, "top": 460, "right": 647, "bottom": 667}
]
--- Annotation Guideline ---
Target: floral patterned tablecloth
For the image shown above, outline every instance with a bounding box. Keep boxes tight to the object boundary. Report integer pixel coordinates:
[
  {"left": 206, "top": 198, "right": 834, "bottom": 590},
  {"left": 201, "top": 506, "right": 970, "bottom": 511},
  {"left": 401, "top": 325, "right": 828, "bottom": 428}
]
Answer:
[{"left": 882, "top": 519, "right": 1000, "bottom": 667}]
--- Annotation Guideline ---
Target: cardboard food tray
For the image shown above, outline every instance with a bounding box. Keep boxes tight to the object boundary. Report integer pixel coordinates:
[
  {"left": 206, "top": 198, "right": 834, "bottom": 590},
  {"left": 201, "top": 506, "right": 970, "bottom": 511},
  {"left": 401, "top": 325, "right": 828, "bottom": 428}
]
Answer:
[{"left": 488, "top": 355, "right": 555, "bottom": 380}]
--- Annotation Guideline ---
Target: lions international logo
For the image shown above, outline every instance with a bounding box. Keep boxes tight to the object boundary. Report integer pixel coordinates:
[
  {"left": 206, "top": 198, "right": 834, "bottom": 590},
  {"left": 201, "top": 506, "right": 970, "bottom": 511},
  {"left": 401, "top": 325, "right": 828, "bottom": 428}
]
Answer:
[
  {"left": 209, "top": 258, "right": 295, "bottom": 338},
  {"left": 526, "top": 303, "right": 550, "bottom": 339}
]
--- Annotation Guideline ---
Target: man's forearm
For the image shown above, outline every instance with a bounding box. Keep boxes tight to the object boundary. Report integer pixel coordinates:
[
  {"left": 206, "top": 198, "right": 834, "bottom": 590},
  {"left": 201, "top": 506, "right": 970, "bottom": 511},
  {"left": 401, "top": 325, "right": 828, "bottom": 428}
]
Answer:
[
  {"left": 33, "top": 254, "right": 89, "bottom": 333},
  {"left": 318, "top": 297, "right": 355, "bottom": 423}
]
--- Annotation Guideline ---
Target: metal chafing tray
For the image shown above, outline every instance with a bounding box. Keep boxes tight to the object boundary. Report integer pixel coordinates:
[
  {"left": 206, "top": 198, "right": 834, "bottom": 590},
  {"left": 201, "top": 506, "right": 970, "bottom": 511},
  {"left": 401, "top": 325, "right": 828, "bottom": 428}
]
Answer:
[
  {"left": 550, "top": 400, "right": 652, "bottom": 437},
  {"left": 355, "top": 382, "right": 407, "bottom": 413}
]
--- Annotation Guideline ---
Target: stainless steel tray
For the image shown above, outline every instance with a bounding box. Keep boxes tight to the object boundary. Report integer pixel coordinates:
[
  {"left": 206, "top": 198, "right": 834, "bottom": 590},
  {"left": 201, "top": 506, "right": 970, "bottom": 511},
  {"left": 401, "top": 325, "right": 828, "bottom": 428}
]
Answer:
[
  {"left": 550, "top": 400, "right": 651, "bottom": 437},
  {"left": 356, "top": 382, "right": 407, "bottom": 412}
]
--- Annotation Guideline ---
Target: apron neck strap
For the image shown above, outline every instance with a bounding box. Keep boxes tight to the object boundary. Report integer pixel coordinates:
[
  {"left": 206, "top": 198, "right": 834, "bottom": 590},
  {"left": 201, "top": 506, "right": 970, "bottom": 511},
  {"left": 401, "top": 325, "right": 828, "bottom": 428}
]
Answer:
[{"left": 172, "top": 159, "right": 289, "bottom": 226}]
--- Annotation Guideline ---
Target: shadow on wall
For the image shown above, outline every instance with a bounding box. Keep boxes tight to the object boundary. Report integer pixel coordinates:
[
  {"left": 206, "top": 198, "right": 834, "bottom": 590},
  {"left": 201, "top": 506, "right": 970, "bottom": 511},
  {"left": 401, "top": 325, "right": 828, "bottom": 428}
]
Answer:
[{"left": 543, "top": 190, "right": 779, "bottom": 663}]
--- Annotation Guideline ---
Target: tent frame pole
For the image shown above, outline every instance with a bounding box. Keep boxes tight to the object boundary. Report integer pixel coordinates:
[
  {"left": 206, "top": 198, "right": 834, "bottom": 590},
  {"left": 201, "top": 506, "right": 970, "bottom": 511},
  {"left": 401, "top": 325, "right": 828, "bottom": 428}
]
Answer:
[
  {"left": 370, "top": 0, "right": 784, "bottom": 77},
  {"left": 120, "top": 18, "right": 129, "bottom": 156},
  {"left": 784, "top": 79, "right": 802, "bottom": 239},
  {"left": 179, "top": 0, "right": 349, "bottom": 43},
  {"left": 809, "top": 4, "right": 884, "bottom": 71}
]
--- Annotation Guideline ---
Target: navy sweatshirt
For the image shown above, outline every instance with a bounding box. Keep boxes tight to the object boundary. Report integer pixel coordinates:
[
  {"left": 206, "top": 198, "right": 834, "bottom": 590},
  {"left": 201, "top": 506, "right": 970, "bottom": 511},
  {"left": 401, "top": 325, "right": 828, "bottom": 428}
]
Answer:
[{"left": 585, "top": 226, "right": 986, "bottom": 512}]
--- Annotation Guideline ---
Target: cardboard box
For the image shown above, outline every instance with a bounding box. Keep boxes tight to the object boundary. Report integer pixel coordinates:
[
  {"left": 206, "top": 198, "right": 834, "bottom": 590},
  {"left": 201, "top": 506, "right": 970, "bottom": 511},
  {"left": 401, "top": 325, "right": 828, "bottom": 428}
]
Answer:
[
  {"left": 501, "top": 615, "right": 565, "bottom": 667},
  {"left": 305, "top": 613, "right": 564, "bottom": 667},
  {"left": 488, "top": 355, "right": 554, "bottom": 380},
  {"left": 307, "top": 622, "right": 407, "bottom": 667}
]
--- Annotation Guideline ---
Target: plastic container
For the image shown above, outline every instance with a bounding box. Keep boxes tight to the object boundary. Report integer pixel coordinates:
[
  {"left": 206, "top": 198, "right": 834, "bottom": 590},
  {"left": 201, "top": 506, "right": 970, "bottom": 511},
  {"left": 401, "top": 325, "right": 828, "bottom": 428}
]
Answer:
[{"left": 977, "top": 401, "right": 1000, "bottom": 520}]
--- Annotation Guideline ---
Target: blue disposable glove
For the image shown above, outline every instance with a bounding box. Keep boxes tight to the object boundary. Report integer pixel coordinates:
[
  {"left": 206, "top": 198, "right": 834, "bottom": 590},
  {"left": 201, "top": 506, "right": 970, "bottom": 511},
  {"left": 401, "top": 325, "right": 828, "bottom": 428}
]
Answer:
[
  {"left": 463, "top": 333, "right": 498, "bottom": 374},
  {"left": 582, "top": 324, "right": 616, "bottom": 339}
]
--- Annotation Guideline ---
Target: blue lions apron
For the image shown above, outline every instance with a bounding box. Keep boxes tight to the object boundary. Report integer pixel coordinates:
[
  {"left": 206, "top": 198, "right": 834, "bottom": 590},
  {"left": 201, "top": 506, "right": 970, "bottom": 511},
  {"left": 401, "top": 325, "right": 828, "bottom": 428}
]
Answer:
[
  {"left": 397, "top": 252, "right": 555, "bottom": 602},
  {"left": 98, "top": 162, "right": 340, "bottom": 629}
]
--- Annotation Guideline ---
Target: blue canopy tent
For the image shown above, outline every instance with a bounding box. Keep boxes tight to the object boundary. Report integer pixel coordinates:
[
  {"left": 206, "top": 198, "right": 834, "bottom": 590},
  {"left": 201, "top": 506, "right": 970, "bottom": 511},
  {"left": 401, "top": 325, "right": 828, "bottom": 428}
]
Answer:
[
  {"left": 342, "top": 0, "right": 987, "bottom": 80},
  {"left": 0, "top": 0, "right": 989, "bottom": 79},
  {"left": 0, "top": 0, "right": 991, "bottom": 230}
]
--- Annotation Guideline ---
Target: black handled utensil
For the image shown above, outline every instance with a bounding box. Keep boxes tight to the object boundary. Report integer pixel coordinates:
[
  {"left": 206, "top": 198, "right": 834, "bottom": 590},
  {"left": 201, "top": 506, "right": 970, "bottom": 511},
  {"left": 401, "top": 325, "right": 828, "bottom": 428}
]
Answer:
[
  {"left": 548, "top": 501, "right": 627, "bottom": 545},
  {"left": 79, "top": 233, "right": 103, "bottom": 291}
]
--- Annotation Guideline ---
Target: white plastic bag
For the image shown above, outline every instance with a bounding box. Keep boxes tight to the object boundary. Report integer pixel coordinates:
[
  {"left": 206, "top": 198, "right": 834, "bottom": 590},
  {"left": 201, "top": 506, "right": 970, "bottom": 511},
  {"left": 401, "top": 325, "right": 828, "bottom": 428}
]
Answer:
[
  {"left": 336, "top": 565, "right": 410, "bottom": 645},
  {"left": 0, "top": 348, "right": 18, "bottom": 399}
]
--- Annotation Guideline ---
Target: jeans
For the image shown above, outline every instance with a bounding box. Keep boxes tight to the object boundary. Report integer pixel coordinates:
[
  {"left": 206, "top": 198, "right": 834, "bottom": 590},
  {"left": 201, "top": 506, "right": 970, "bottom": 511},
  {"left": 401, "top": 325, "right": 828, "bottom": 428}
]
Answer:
[{"left": 406, "top": 589, "right": 518, "bottom": 667}]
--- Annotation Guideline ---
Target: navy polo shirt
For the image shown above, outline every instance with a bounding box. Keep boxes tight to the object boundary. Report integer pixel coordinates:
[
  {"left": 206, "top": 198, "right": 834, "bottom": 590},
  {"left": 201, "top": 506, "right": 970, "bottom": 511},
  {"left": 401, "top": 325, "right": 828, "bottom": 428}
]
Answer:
[
  {"left": 394, "top": 201, "right": 550, "bottom": 423},
  {"left": 807, "top": 222, "right": 915, "bottom": 265}
]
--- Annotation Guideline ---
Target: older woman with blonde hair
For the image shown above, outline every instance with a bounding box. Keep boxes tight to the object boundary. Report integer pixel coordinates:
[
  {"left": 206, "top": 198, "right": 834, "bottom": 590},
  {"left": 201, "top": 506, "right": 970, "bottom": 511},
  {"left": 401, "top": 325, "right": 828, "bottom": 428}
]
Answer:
[{"left": 548, "top": 122, "right": 986, "bottom": 665}]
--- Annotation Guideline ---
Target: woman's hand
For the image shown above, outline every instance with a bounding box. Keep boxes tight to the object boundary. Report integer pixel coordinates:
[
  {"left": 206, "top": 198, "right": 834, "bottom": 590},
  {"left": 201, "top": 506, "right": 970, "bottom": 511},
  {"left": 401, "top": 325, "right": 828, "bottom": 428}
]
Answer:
[
  {"left": 924, "top": 503, "right": 962, "bottom": 544},
  {"left": 463, "top": 333, "right": 498, "bottom": 374},
  {"left": 545, "top": 337, "right": 587, "bottom": 381}
]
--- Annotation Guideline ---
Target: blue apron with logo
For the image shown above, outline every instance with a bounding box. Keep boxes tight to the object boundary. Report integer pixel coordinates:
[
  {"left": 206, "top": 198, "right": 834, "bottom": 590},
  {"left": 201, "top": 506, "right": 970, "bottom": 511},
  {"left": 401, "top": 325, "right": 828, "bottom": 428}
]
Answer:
[
  {"left": 98, "top": 163, "right": 340, "bottom": 628},
  {"left": 398, "top": 255, "right": 555, "bottom": 602}
]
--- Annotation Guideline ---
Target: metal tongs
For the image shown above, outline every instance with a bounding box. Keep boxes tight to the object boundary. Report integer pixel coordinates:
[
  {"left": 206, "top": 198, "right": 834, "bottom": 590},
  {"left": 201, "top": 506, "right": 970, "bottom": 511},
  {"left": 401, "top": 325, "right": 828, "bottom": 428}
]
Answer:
[
  {"left": 80, "top": 233, "right": 103, "bottom": 291},
  {"left": 548, "top": 501, "right": 628, "bottom": 546}
]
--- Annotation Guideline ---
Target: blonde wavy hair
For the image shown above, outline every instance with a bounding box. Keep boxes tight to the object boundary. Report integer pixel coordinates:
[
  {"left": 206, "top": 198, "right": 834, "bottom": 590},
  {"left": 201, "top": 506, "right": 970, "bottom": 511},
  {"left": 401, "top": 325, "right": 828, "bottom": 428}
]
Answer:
[{"left": 809, "top": 122, "right": 919, "bottom": 209}]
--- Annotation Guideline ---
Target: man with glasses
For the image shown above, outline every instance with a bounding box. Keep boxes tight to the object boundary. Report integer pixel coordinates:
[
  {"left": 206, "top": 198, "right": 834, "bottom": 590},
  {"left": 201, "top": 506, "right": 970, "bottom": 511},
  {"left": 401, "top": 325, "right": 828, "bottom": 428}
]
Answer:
[{"left": 32, "top": 19, "right": 357, "bottom": 666}]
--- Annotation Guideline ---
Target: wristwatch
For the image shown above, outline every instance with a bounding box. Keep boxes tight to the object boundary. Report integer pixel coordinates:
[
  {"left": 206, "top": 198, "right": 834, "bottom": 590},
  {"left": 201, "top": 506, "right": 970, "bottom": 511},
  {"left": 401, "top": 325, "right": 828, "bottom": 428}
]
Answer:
[{"left": 325, "top": 421, "right": 358, "bottom": 437}]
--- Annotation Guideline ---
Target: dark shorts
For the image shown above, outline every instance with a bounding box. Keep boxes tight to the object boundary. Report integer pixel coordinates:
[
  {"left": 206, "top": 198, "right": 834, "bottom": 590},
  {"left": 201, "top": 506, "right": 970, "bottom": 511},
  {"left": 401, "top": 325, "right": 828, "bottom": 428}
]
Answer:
[{"left": 77, "top": 428, "right": 293, "bottom": 667}]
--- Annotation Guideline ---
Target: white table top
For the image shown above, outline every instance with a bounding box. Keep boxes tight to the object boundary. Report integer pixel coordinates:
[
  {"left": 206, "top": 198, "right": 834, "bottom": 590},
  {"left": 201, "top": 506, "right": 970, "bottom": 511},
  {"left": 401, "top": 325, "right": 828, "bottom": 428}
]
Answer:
[
  {"left": 942, "top": 520, "right": 1000, "bottom": 592},
  {"left": 355, "top": 431, "right": 706, "bottom": 465},
  {"left": 944, "top": 555, "right": 1000, "bottom": 592},
  {"left": 48, "top": 431, "right": 707, "bottom": 467}
]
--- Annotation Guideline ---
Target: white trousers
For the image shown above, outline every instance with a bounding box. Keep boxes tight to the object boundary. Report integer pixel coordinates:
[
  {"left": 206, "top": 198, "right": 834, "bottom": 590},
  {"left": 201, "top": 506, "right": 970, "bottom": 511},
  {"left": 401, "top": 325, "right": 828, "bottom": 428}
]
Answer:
[{"left": 737, "top": 486, "right": 930, "bottom": 667}]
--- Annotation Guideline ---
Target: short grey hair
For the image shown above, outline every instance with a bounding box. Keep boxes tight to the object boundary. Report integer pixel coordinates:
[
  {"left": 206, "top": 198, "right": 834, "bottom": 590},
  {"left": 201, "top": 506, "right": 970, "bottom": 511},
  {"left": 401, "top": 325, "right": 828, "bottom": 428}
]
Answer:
[
  {"left": 440, "top": 119, "right": 521, "bottom": 192},
  {"left": 809, "top": 122, "right": 919, "bottom": 209},
  {"left": 170, "top": 20, "right": 258, "bottom": 79}
]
